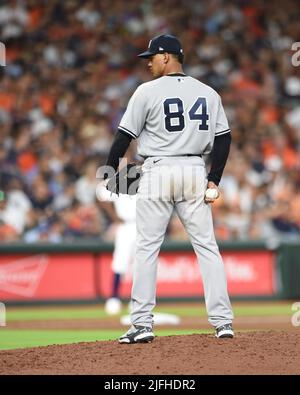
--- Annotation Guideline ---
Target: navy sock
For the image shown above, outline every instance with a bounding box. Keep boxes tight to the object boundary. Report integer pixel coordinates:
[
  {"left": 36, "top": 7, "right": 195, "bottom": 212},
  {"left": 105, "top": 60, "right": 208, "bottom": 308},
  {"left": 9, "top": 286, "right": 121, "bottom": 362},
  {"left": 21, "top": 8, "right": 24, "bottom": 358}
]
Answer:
[{"left": 112, "top": 273, "right": 121, "bottom": 298}]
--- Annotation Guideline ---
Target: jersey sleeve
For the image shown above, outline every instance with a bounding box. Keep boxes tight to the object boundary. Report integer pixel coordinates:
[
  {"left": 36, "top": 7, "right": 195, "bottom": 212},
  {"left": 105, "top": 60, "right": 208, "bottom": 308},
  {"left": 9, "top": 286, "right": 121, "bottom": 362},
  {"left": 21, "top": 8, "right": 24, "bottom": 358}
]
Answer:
[
  {"left": 118, "top": 85, "right": 148, "bottom": 139},
  {"left": 215, "top": 95, "right": 230, "bottom": 137}
]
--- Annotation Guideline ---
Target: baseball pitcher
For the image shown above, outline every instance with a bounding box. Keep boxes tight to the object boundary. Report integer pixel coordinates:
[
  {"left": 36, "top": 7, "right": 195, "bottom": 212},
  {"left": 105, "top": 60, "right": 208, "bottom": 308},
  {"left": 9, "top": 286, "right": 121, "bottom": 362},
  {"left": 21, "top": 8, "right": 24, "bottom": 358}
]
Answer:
[{"left": 103, "top": 34, "right": 234, "bottom": 344}]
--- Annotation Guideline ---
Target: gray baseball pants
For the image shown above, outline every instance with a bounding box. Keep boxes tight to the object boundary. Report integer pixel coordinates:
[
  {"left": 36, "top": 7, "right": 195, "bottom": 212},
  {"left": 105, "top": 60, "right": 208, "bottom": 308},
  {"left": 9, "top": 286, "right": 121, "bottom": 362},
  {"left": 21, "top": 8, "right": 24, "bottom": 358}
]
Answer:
[{"left": 130, "top": 156, "right": 233, "bottom": 329}]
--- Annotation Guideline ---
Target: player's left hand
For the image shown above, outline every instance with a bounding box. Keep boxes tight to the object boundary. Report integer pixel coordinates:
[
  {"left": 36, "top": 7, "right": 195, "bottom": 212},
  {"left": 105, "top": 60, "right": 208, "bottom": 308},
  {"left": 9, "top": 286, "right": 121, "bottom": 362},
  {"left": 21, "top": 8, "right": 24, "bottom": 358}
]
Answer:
[
  {"left": 106, "top": 163, "right": 142, "bottom": 195},
  {"left": 96, "top": 179, "right": 118, "bottom": 202},
  {"left": 204, "top": 181, "right": 220, "bottom": 204}
]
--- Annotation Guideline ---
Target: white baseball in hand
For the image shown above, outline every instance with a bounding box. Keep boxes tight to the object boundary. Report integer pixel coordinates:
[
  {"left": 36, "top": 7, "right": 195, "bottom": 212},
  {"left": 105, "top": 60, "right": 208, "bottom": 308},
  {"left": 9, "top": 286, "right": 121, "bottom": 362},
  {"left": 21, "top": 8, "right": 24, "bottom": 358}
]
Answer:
[{"left": 205, "top": 188, "right": 218, "bottom": 199}]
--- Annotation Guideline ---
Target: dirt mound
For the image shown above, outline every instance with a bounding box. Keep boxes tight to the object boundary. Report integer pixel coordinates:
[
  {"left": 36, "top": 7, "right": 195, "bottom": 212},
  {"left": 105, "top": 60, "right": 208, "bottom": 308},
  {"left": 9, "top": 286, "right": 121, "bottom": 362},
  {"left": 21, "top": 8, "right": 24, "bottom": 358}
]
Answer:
[{"left": 1, "top": 331, "right": 300, "bottom": 375}]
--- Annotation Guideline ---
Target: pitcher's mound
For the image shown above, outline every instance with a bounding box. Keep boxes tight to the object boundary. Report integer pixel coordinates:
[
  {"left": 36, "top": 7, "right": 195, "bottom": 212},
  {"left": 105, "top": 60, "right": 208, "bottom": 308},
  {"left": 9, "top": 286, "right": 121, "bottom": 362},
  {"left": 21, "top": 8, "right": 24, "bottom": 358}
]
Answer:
[{"left": 1, "top": 331, "right": 300, "bottom": 375}]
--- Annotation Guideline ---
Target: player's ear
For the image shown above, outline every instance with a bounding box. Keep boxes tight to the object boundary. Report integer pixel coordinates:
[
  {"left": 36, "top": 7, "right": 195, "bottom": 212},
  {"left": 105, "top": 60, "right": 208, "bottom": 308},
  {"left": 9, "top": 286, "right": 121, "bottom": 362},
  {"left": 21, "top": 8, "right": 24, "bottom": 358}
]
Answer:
[{"left": 163, "top": 53, "right": 169, "bottom": 63}]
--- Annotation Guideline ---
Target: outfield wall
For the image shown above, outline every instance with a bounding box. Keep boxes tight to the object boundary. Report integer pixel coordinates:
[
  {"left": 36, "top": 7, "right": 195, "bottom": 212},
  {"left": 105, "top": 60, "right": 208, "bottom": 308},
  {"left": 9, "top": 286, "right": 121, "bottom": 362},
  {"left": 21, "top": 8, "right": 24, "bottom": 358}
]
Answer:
[{"left": 0, "top": 241, "right": 299, "bottom": 303}]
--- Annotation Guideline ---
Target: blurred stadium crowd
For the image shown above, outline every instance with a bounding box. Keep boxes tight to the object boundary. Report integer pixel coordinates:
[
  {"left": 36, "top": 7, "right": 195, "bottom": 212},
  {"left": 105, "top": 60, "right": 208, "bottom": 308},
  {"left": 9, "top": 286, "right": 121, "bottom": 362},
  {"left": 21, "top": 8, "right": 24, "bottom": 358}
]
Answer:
[{"left": 0, "top": 0, "right": 300, "bottom": 243}]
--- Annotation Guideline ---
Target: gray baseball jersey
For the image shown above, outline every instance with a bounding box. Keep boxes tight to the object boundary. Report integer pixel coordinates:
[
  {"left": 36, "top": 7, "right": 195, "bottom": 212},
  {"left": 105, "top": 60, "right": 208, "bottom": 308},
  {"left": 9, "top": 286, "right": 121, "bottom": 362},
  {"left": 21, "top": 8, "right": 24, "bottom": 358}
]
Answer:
[{"left": 118, "top": 75, "right": 230, "bottom": 157}]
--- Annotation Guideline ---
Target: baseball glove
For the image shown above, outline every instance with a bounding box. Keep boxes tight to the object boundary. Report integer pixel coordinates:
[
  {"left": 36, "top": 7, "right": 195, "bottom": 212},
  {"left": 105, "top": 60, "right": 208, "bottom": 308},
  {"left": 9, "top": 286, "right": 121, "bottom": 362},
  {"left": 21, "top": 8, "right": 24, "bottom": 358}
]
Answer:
[{"left": 106, "top": 163, "right": 142, "bottom": 195}]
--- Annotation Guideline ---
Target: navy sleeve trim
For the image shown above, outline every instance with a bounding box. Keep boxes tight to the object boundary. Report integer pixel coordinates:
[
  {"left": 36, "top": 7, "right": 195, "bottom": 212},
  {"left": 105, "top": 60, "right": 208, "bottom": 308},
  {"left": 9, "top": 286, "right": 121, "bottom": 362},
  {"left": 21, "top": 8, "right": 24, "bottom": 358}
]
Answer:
[
  {"left": 118, "top": 126, "right": 137, "bottom": 139},
  {"left": 105, "top": 131, "right": 132, "bottom": 174},
  {"left": 207, "top": 133, "right": 231, "bottom": 186},
  {"left": 215, "top": 128, "right": 230, "bottom": 136}
]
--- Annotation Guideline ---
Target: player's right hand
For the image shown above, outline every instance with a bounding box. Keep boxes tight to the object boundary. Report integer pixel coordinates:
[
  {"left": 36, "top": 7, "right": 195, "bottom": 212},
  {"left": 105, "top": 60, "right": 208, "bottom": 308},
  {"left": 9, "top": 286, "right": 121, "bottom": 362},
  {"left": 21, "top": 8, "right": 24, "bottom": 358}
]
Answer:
[{"left": 204, "top": 181, "right": 220, "bottom": 204}]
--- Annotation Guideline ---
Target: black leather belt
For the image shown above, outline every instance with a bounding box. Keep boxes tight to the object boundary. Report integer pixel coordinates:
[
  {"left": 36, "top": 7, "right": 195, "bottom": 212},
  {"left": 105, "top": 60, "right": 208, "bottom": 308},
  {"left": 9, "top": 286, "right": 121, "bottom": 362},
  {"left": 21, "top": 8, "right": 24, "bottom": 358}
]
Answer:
[{"left": 142, "top": 154, "right": 202, "bottom": 160}]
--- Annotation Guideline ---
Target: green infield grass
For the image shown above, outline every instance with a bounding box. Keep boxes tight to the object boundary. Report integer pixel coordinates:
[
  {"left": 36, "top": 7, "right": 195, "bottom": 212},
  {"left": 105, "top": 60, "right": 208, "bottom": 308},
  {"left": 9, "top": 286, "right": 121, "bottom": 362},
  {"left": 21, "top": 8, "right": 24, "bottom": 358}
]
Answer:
[
  {"left": 0, "top": 301, "right": 293, "bottom": 350},
  {"left": 0, "top": 329, "right": 212, "bottom": 350}
]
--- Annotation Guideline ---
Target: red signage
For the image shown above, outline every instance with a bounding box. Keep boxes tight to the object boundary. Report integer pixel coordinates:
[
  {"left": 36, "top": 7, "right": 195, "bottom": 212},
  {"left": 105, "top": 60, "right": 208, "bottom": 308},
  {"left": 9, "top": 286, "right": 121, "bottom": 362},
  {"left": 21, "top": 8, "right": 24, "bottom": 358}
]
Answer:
[
  {"left": 97, "top": 251, "right": 276, "bottom": 298},
  {"left": 0, "top": 250, "right": 276, "bottom": 301},
  {"left": 0, "top": 254, "right": 96, "bottom": 301}
]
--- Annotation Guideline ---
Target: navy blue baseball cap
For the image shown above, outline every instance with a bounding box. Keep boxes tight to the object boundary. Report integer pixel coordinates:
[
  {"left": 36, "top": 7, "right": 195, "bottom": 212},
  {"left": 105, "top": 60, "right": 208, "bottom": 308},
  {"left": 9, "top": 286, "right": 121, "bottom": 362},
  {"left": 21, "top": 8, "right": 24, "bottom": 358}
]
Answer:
[{"left": 138, "top": 34, "right": 184, "bottom": 60}]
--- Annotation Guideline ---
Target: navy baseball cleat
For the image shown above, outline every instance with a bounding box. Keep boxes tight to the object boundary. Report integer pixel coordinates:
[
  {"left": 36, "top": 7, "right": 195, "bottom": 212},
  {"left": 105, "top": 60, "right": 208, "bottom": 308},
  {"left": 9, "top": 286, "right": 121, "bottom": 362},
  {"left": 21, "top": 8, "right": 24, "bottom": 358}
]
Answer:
[
  {"left": 215, "top": 323, "right": 234, "bottom": 338},
  {"left": 119, "top": 325, "right": 155, "bottom": 344}
]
